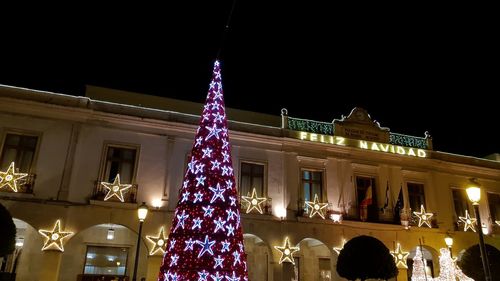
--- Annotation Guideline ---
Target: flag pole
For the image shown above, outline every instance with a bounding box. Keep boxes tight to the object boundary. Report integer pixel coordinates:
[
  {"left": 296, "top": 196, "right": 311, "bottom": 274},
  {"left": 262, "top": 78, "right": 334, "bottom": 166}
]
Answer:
[{"left": 419, "top": 238, "right": 428, "bottom": 281}]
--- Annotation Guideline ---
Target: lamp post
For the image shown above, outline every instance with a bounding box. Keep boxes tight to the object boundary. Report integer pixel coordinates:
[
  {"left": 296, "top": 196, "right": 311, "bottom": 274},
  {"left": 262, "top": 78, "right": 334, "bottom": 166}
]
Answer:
[
  {"left": 466, "top": 179, "right": 492, "bottom": 281},
  {"left": 132, "top": 202, "right": 148, "bottom": 281},
  {"left": 444, "top": 236, "right": 453, "bottom": 258}
]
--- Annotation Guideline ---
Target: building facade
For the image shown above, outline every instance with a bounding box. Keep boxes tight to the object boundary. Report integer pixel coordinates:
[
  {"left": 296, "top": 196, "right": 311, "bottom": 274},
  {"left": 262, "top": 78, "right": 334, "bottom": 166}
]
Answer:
[{"left": 0, "top": 85, "right": 499, "bottom": 281}]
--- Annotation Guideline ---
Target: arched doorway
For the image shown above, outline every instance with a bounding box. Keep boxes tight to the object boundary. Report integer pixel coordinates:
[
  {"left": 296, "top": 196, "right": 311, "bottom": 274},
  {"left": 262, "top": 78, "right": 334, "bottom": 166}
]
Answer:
[
  {"left": 243, "top": 233, "right": 272, "bottom": 281},
  {"left": 406, "top": 246, "right": 438, "bottom": 280},
  {"left": 9, "top": 218, "right": 44, "bottom": 281},
  {"left": 294, "top": 238, "right": 332, "bottom": 281},
  {"left": 59, "top": 223, "right": 149, "bottom": 281}
]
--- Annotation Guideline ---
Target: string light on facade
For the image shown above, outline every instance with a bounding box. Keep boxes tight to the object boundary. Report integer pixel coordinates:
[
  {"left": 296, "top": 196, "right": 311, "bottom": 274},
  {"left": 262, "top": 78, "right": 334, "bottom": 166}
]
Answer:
[
  {"left": 38, "top": 220, "right": 73, "bottom": 251},
  {"left": 458, "top": 210, "right": 477, "bottom": 232},
  {"left": 0, "top": 162, "right": 28, "bottom": 192},
  {"left": 391, "top": 243, "right": 409, "bottom": 268},
  {"left": 101, "top": 174, "right": 132, "bottom": 202},
  {"left": 146, "top": 227, "right": 168, "bottom": 255},
  {"left": 333, "top": 239, "right": 347, "bottom": 255},
  {"left": 304, "top": 194, "right": 328, "bottom": 219},
  {"left": 241, "top": 188, "right": 267, "bottom": 214},
  {"left": 413, "top": 205, "right": 433, "bottom": 228},
  {"left": 274, "top": 237, "right": 299, "bottom": 264}
]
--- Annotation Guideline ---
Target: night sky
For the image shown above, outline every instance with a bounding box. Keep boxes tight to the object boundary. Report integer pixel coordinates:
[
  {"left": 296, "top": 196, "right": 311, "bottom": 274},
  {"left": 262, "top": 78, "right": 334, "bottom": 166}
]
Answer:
[{"left": 0, "top": 2, "right": 497, "bottom": 158}]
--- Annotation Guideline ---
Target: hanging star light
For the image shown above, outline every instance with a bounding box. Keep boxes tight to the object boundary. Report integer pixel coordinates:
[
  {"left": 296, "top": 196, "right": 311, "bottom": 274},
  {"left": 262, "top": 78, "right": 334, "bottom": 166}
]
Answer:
[
  {"left": 146, "top": 227, "right": 168, "bottom": 255},
  {"left": 0, "top": 162, "right": 28, "bottom": 192},
  {"left": 413, "top": 205, "right": 433, "bottom": 228},
  {"left": 304, "top": 194, "right": 328, "bottom": 219},
  {"left": 101, "top": 174, "right": 132, "bottom": 202},
  {"left": 391, "top": 242, "right": 410, "bottom": 269},
  {"left": 274, "top": 237, "right": 299, "bottom": 264},
  {"left": 333, "top": 238, "right": 347, "bottom": 255},
  {"left": 241, "top": 188, "right": 267, "bottom": 214},
  {"left": 496, "top": 221, "right": 500, "bottom": 226},
  {"left": 38, "top": 220, "right": 73, "bottom": 251},
  {"left": 458, "top": 210, "right": 477, "bottom": 232}
]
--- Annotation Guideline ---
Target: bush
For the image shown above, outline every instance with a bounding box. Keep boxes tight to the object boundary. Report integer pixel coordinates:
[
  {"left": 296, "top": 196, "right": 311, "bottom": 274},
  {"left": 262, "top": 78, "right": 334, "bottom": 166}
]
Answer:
[
  {"left": 0, "top": 203, "right": 16, "bottom": 257},
  {"left": 457, "top": 244, "right": 500, "bottom": 281}
]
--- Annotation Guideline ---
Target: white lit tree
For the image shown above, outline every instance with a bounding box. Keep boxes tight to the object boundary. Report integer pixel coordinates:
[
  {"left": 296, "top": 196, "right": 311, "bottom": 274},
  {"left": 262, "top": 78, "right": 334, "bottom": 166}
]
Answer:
[
  {"left": 411, "top": 247, "right": 429, "bottom": 281},
  {"left": 434, "top": 248, "right": 473, "bottom": 281}
]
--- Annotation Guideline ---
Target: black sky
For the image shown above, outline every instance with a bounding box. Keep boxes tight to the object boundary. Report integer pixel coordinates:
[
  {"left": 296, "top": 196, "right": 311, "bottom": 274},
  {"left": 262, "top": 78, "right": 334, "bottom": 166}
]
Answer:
[{"left": 0, "top": 2, "right": 498, "bottom": 158}]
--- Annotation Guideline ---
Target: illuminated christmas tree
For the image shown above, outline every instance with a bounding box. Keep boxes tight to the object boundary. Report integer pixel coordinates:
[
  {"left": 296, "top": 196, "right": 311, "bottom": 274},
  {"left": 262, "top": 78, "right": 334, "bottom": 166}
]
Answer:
[
  {"left": 411, "top": 247, "right": 429, "bottom": 281},
  {"left": 434, "top": 248, "right": 473, "bottom": 281},
  {"left": 158, "top": 60, "right": 248, "bottom": 281}
]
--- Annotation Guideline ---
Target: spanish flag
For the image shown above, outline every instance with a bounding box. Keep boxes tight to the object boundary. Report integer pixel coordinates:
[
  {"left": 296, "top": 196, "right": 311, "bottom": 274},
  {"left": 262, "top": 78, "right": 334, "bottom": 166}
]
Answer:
[{"left": 360, "top": 185, "right": 372, "bottom": 221}]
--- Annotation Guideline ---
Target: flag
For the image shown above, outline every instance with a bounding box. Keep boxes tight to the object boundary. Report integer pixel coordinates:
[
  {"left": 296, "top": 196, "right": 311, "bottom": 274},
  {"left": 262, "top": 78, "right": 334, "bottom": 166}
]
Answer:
[
  {"left": 394, "top": 184, "right": 404, "bottom": 223},
  {"left": 360, "top": 185, "right": 372, "bottom": 221},
  {"left": 381, "top": 181, "right": 389, "bottom": 213}
]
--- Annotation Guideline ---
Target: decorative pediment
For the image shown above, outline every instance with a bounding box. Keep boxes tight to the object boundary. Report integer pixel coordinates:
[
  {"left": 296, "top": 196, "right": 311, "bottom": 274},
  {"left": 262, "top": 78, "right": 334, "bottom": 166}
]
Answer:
[{"left": 333, "top": 107, "right": 390, "bottom": 142}]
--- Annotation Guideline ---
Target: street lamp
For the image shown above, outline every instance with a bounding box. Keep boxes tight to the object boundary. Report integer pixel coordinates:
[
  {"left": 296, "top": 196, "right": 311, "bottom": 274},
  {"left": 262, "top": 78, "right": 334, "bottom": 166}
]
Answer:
[
  {"left": 444, "top": 236, "right": 453, "bottom": 257},
  {"left": 132, "top": 202, "right": 148, "bottom": 281},
  {"left": 466, "top": 178, "right": 492, "bottom": 281}
]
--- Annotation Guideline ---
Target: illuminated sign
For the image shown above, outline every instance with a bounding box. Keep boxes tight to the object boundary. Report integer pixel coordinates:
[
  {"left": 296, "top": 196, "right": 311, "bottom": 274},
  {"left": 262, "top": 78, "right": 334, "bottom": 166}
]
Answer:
[{"left": 296, "top": 132, "right": 427, "bottom": 158}]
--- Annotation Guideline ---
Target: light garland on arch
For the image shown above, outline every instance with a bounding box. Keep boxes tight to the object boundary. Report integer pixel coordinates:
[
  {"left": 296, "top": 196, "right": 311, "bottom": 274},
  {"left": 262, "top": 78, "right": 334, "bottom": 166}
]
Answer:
[
  {"left": 101, "top": 174, "right": 132, "bottom": 202},
  {"left": 458, "top": 210, "right": 476, "bottom": 232},
  {"left": 390, "top": 242, "right": 409, "bottom": 269},
  {"left": 0, "top": 162, "right": 28, "bottom": 192},
  {"left": 274, "top": 237, "right": 299, "bottom": 265},
  {"left": 38, "top": 219, "right": 73, "bottom": 251},
  {"left": 241, "top": 188, "right": 267, "bottom": 214},
  {"left": 304, "top": 194, "right": 328, "bottom": 219},
  {"left": 413, "top": 205, "right": 433, "bottom": 228},
  {"left": 146, "top": 227, "right": 168, "bottom": 255}
]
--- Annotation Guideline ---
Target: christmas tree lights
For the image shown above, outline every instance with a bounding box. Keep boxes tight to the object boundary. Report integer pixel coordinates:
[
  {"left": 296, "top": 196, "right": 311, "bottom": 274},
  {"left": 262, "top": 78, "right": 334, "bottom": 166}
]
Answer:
[
  {"left": 434, "top": 248, "right": 473, "bottom": 281},
  {"left": 0, "top": 162, "right": 28, "bottom": 192},
  {"left": 38, "top": 220, "right": 73, "bottom": 251},
  {"left": 410, "top": 247, "right": 428, "bottom": 281},
  {"left": 158, "top": 60, "right": 248, "bottom": 281}
]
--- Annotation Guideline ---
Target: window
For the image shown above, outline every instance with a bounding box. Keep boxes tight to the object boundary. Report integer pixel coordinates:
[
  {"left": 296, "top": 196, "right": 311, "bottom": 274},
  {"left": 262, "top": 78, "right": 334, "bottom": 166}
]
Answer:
[
  {"left": 84, "top": 246, "right": 128, "bottom": 276},
  {"left": 302, "top": 170, "right": 323, "bottom": 202},
  {"left": 356, "top": 176, "right": 378, "bottom": 222},
  {"left": 101, "top": 145, "right": 138, "bottom": 183},
  {"left": 319, "top": 258, "right": 331, "bottom": 281},
  {"left": 452, "top": 189, "right": 470, "bottom": 219},
  {"left": 240, "top": 162, "right": 265, "bottom": 197},
  {"left": 407, "top": 183, "right": 425, "bottom": 212},
  {"left": 0, "top": 133, "right": 38, "bottom": 172},
  {"left": 487, "top": 192, "right": 500, "bottom": 223}
]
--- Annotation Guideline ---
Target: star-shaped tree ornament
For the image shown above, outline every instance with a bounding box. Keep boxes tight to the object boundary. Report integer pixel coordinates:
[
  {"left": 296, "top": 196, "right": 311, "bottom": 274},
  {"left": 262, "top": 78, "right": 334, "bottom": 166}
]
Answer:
[
  {"left": 304, "top": 194, "right": 328, "bottom": 219},
  {"left": 38, "top": 220, "right": 73, "bottom": 251},
  {"left": 333, "top": 238, "right": 347, "bottom": 255},
  {"left": 458, "top": 210, "right": 477, "bottom": 232},
  {"left": 146, "top": 227, "right": 168, "bottom": 255},
  {"left": 241, "top": 188, "right": 267, "bottom": 214},
  {"left": 274, "top": 237, "right": 300, "bottom": 264},
  {"left": 413, "top": 205, "right": 433, "bottom": 228},
  {"left": 0, "top": 162, "right": 28, "bottom": 192},
  {"left": 391, "top": 243, "right": 410, "bottom": 268},
  {"left": 101, "top": 174, "right": 132, "bottom": 202}
]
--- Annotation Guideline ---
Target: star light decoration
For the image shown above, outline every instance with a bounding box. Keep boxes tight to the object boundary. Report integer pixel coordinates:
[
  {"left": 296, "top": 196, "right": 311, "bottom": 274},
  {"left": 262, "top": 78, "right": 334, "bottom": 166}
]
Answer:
[
  {"left": 333, "top": 238, "right": 347, "bottom": 255},
  {"left": 458, "top": 210, "right": 477, "bottom": 232},
  {"left": 274, "top": 237, "right": 300, "bottom": 265},
  {"left": 0, "top": 162, "right": 28, "bottom": 192},
  {"left": 146, "top": 227, "right": 168, "bottom": 255},
  {"left": 158, "top": 60, "right": 248, "bottom": 281},
  {"left": 413, "top": 205, "right": 433, "bottom": 228},
  {"left": 496, "top": 221, "right": 500, "bottom": 226},
  {"left": 304, "top": 194, "right": 328, "bottom": 219},
  {"left": 38, "top": 220, "right": 73, "bottom": 251},
  {"left": 391, "top": 242, "right": 410, "bottom": 269},
  {"left": 101, "top": 174, "right": 132, "bottom": 202},
  {"left": 241, "top": 188, "right": 267, "bottom": 214}
]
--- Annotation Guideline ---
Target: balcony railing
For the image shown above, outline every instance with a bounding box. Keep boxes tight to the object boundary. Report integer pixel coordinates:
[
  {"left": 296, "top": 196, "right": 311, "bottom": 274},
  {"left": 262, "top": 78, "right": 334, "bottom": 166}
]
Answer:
[
  {"left": 0, "top": 173, "right": 36, "bottom": 194},
  {"left": 296, "top": 200, "right": 335, "bottom": 219},
  {"left": 239, "top": 196, "right": 273, "bottom": 215},
  {"left": 91, "top": 180, "right": 138, "bottom": 203}
]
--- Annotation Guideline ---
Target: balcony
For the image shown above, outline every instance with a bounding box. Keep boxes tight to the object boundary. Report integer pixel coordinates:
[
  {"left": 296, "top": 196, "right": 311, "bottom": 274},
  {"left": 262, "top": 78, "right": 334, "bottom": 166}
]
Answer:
[
  {"left": 296, "top": 200, "right": 335, "bottom": 220},
  {"left": 0, "top": 173, "right": 36, "bottom": 194},
  {"left": 91, "top": 180, "right": 138, "bottom": 204},
  {"left": 240, "top": 196, "right": 273, "bottom": 215}
]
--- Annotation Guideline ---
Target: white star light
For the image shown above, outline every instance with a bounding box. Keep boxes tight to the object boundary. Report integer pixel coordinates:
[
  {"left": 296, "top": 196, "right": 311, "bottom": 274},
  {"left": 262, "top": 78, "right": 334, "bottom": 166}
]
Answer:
[
  {"left": 184, "top": 238, "right": 195, "bottom": 251},
  {"left": 214, "top": 255, "right": 224, "bottom": 269},
  {"left": 203, "top": 113, "right": 210, "bottom": 121},
  {"left": 168, "top": 271, "right": 179, "bottom": 281},
  {"left": 187, "top": 159, "right": 197, "bottom": 174},
  {"left": 192, "top": 217, "right": 203, "bottom": 230},
  {"left": 195, "top": 163, "right": 205, "bottom": 174},
  {"left": 222, "top": 151, "right": 230, "bottom": 162},
  {"left": 211, "top": 101, "right": 220, "bottom": 110},
  {"left": 232, "top": 251, "right": 241, "bottom": 266},
  {"left": 195, "top": 137, "right": 203, "bottom": 147},
  {"left": 170, "top": 254, "right": 179, "bottom": 266},
  {"left": 229, "top": 196, "right": 237, "bottom": 206},
  {"left": 193, "top": 191, "right": 204, "bottom": 203},
  {"left": 181, "top": 191, "right": 190, "bottom": 202},
  {"left": 225, "top": 180, "right": 233, "bottom": 189},
  {"left": 222, "top": 139, "right": 229, "bottom": 149},
  {"left": 221, "top": 166, "right": 229, "bottom": 176},
  {"left": 198, "top": 270, "right": 209, "bottom": 281},
  {"left": 226, "top": 209, "right": 236, "bottom": 221},
  {"left": 222, "top": 128, "right": 228, "bottom": 137},
  {"left": 197, "top": 235, "right": 216, "bottom": 258},
  {"left": 210, "top": 272, "right": 224, "bottom": 281},
  {"left": 221, "top": 240, "right": 230, "bottom": 252},
  {"left": 212, "top": 112, "right": 224, "bottom": 122},
  {"left": 169, "top": 239, "right": 176, "bottom": 251},
  {"left": 183, "top": 180, "right": 189, "bottom": 188},
  {"left": 226, "top": 224, "right": 235, "bottom": 236},
  {"left": 211, "top": 160, "right": 221, "bottom": 170},
  {"left": 209, "top": 81, "right": 216, "bottom": 89},
  {"left": 209, "top": 183, "right": 226, "bottom": 203},
  {"left": 238, "top": 242, "right": 244, "bottom": 252},
  {"left": 205, "top": 123, "right": 222, "bottom": 140},
  {"left": 225, "top": 271, "right": 239, "bottom": 281},
  {"left": 174, "top": 211, "right": 189, "bottom": 232},
  {"left": 214, "top": 217, "right": 226, "bottom": 233},
  {"left": 202, "top": 147, "right": 213, "bottom": 158},
  {"left": 196, "top": 176, "right": 206, "bottom": 187},
  {"left": 203, "top": 205, "right": 215, "bottom": 217},
  {"left": 215, "top": 71, "right": 222, "bottom": 79}
]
